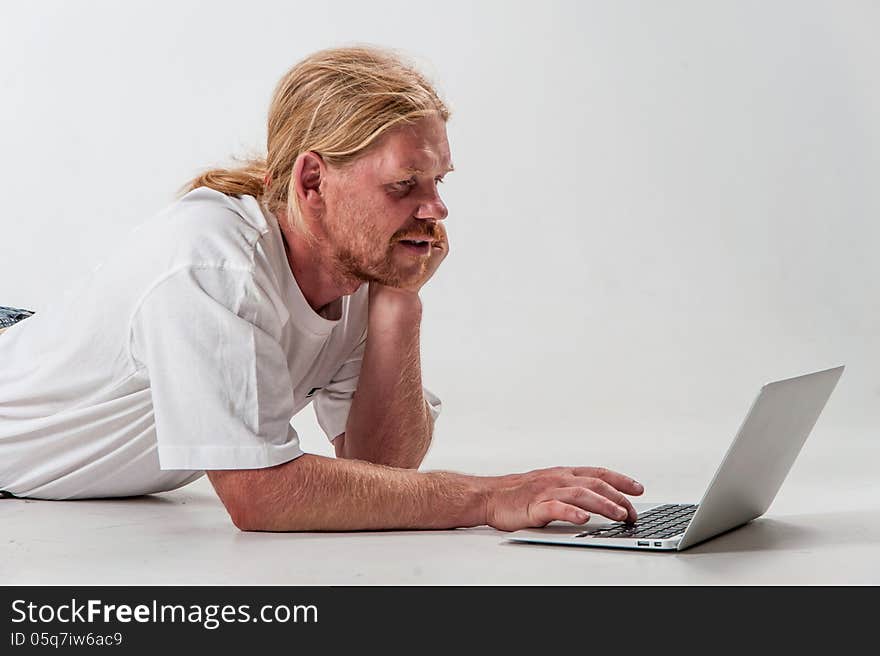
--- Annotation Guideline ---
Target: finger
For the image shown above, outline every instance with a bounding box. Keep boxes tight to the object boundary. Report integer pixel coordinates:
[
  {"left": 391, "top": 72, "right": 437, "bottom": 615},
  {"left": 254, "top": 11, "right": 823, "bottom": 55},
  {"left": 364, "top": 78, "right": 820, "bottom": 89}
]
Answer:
[
  {"left": 575, "top": 478, "right": 639, "bottom": 522},
  {"left": 571, "top": 467, "right": 644, "bottom": 496},
  {"left": 529, "top": 499, "right": 591, "bottom": 527},
  {"left": 551, "top": 486, "right": 630, "bottom": 523}
]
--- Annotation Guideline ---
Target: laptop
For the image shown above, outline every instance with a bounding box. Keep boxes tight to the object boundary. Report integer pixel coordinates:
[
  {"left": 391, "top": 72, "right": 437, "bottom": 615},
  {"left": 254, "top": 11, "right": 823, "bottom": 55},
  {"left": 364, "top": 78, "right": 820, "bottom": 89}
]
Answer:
[{"left": 506, "top": 365, "right": 845, "bottom": 551}]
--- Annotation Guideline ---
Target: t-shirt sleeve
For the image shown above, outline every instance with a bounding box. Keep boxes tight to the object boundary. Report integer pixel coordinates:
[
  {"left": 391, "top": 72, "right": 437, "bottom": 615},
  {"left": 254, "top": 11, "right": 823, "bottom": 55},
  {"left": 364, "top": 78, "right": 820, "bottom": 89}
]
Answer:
[
  {"left": 129, "top": 265, "right": 304, "bottom": 470},
  {"left": 312, "top": 330, "right": 443, "bottom": 443}
]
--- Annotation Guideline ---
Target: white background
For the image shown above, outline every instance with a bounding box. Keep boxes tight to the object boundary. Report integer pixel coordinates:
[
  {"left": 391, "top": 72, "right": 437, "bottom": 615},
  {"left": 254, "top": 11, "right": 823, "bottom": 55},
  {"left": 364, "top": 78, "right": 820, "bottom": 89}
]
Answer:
[{"left": 1, "top": 1, "right": 877, "bottom": 501}]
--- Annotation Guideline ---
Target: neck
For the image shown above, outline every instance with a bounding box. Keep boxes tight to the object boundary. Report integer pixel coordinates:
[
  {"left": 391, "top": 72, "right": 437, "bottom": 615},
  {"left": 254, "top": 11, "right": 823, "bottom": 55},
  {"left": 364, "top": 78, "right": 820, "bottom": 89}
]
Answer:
[{"left": 280, "top": 226, "right": 363, "bottom": 316}]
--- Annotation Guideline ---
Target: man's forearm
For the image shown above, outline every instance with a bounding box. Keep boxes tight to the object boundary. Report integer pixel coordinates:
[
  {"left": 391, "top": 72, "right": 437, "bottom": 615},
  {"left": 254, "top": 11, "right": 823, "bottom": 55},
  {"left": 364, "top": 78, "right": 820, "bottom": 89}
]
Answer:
[
  {"left": 342, "top": 287, "right": 432, "bottom": 468},
  {"left": 209, "top": 453, "right": 490, "bottom": 531}
]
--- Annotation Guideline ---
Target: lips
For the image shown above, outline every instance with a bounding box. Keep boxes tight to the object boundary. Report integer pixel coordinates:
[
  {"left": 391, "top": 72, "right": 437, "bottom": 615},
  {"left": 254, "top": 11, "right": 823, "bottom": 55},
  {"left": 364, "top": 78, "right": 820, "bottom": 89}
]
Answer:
[{"left": 397, "top": 240, "right": 432, "bottom": 255}]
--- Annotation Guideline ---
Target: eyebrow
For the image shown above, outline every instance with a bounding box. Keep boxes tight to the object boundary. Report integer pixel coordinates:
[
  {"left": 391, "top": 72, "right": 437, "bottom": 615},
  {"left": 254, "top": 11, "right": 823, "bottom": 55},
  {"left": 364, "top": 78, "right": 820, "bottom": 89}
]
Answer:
[{"left": 399, "top": 163, "right": 455, "bottom": 176}]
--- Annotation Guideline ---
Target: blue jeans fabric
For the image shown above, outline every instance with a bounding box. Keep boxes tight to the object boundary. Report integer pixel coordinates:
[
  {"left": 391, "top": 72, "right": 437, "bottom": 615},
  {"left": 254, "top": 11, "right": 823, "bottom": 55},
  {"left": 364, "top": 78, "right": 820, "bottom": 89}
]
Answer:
[
  {"left": 0, "top": 305, "right": 35, "bottom": 329},
  {"left": 0, "top": 307, "right": 32, "bottom": 496}
]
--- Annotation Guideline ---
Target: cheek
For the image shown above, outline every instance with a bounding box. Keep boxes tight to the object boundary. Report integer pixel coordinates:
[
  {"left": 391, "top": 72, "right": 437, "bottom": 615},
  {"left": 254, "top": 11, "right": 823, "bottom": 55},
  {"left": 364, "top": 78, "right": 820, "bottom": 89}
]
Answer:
[
  {"left": 337, "top": 193, "right": 407, "bottom": 249},
  {"left": 368, "top": 201, "right": 406, "bottom": 239}
]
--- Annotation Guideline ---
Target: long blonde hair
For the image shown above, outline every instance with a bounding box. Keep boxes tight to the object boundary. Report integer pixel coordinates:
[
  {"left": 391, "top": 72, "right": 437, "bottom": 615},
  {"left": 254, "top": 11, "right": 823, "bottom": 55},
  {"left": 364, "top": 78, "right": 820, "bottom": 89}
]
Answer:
[{"left": 177, "top": 45, "right": 450, "bottom": 243}]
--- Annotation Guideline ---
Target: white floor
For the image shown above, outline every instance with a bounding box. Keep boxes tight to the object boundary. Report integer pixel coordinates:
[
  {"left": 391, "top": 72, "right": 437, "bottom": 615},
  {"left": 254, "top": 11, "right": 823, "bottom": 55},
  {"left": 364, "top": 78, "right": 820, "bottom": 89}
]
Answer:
[{"left": 3, "top": 423, "right": 879, "bottom": 585}]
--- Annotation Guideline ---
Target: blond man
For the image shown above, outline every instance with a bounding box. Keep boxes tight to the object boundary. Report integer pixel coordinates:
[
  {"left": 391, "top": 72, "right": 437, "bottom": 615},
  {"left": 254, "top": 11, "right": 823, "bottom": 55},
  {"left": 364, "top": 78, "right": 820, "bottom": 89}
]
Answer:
[{"left": 0, "top": 46, "right": 643, "bottom": 530}]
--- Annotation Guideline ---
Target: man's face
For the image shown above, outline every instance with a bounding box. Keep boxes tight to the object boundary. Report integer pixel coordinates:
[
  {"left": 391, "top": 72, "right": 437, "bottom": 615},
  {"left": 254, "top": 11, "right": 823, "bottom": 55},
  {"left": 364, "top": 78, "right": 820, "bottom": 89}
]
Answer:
[{"left": 318, "top": 114, "right": 453, "bottom": 288}]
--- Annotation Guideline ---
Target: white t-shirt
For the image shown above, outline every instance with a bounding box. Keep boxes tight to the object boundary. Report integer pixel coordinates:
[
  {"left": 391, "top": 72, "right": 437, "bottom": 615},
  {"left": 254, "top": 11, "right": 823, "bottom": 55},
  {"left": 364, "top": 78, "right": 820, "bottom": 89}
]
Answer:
[{"left": 0, "top": 187, "right": 442, "bottom": 499}]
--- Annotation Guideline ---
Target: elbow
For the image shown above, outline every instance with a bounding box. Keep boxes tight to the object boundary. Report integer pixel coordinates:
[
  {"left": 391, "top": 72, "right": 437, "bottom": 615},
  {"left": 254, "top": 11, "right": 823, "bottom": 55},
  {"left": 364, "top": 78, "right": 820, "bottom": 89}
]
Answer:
[
  {"left": 228, "top": 502, "right": 259, "bottom": 532},
  {"left": 230, "top": 502, "right": 317, "bottom": 533},
  {"left": 207, "top": 459, "right": 317, "bottom": 532},
  {"left": 333, "top": 433, "right": 347, "bottom": 459},
  {"left": 410, "top": 452, "right": 429, "bottom": 471},
  {"left": 391, "top": 447, "right": 428, "bottom": 470},
  {"left": 229, "top": 498, "right": 298, "bottom": 532},
  {"left": 207, "top": 469, "right": 268, "bottom": 532}
]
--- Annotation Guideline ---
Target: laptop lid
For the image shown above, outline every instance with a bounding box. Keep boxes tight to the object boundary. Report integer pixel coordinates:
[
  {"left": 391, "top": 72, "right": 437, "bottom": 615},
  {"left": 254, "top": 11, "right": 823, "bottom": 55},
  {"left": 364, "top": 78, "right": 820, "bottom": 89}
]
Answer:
[{"left": 676, "top": 365, "right": 844, "bottom": 550}]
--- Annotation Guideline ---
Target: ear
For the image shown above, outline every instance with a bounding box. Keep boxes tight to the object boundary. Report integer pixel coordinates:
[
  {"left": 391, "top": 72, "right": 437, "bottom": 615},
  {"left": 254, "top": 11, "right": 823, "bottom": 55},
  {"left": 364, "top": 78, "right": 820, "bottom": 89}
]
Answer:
[{"left": 292, "top": 151, "right": 326, "bottom": 213}]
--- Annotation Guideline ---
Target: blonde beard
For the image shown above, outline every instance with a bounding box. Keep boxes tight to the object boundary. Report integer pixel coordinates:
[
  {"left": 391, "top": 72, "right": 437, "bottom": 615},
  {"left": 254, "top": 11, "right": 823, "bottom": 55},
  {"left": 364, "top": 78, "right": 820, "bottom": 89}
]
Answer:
[{"left": 321, "top": 212, "right": 427, "bottom": 289}]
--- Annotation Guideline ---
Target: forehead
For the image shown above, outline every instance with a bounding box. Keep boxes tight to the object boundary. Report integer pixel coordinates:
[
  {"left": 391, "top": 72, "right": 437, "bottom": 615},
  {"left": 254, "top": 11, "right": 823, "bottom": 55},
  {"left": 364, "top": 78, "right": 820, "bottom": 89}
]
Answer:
[{"left": 356, "top": 116, "right": 453, "bottom": 176}]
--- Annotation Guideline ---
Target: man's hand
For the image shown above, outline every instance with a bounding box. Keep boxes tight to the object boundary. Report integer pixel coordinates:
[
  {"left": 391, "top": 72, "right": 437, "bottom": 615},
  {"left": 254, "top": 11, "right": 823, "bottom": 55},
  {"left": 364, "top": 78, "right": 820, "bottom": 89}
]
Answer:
[{"left": 485, "top": 466, "right": 644, "bottom": 532}]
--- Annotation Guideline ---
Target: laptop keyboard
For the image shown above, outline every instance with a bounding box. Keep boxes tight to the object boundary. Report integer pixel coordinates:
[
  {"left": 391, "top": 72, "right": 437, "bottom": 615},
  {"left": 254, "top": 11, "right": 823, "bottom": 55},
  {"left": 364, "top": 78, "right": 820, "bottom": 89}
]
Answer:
[{"left": 575, "top": 504, "right": 699, "bottom": 540}]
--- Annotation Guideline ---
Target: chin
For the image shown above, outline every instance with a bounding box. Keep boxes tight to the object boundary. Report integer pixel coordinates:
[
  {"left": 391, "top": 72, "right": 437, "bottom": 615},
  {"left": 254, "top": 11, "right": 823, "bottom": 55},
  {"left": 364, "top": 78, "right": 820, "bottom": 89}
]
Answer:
[{"left": 362, "top": 259, "right": 422, "bottom": 288}]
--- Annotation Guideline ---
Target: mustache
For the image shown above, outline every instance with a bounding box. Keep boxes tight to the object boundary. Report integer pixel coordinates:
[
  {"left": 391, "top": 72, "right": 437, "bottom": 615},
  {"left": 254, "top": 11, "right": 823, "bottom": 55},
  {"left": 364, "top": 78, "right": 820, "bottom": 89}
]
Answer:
[{"left": 393, "top": 224, "right": 445, "bottom": 243}]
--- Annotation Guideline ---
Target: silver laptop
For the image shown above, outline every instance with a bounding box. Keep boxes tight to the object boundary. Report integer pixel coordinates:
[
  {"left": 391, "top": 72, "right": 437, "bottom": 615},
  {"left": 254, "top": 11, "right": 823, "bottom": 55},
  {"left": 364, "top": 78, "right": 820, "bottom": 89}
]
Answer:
[{"left": 507, "top": 365, "right": 845, "bottom": 551}]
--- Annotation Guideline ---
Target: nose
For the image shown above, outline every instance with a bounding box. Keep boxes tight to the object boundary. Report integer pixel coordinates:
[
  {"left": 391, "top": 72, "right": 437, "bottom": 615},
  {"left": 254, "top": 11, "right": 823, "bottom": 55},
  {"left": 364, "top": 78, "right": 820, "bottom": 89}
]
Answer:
[{"left": 414, "top": 186, "right": 448, "bottom": 223}]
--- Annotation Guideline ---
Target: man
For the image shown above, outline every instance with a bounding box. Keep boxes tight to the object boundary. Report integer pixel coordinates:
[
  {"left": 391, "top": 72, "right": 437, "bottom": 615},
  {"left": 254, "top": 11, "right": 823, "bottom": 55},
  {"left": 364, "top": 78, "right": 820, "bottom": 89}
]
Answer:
[{"left": 0, "top": 45, "right": 644, "bottom": 531}]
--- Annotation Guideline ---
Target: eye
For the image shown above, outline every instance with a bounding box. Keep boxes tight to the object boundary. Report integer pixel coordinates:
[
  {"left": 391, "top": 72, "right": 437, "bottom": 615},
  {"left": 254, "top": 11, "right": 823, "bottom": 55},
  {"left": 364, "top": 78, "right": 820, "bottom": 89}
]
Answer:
[
  {"left": 390, "top": 178, "right": 416, "bottom": 193},
  {"left": 389, "top": 176, "right": 445, "bottom": 194}
]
